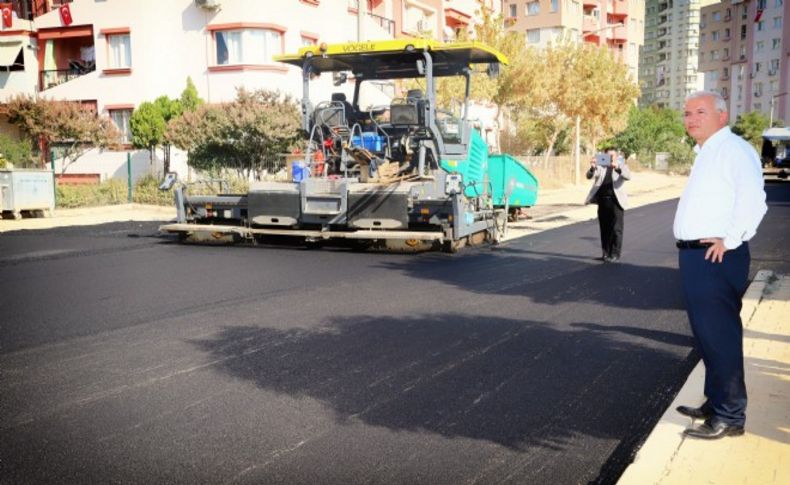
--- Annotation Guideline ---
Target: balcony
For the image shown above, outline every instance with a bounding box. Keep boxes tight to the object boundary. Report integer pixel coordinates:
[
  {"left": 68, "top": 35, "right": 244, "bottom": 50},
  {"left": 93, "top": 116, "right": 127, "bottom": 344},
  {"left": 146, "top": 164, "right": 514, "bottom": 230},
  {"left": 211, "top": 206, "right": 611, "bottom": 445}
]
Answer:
[
  {"left": 583, "top": 15, "right": 599, "bottom": 33},
  {"left": 40, "top": 63, "right": 95, "bottom": 91},
  {"left": 367, "top": 12, "right": 395, "bottom": 37},
  {"left": 583, "top": 0, "right": 600, "bottom": 7},
  {"left": 36, "top": 24, "right": 95, "bottom": 92},
  {"left": 611, "top": 0, "right": 629, "bottom": 17}
]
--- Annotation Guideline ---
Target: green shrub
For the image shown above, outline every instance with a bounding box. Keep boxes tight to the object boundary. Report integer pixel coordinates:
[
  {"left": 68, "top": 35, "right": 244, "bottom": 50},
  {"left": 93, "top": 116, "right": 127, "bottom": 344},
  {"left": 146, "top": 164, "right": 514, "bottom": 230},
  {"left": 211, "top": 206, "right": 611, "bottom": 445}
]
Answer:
[
  {"left": 0, "top": 134, "right": 36, "bottom": 168},
  {"left": 132, "top": 174, "right": 173, "bottom": 205}
]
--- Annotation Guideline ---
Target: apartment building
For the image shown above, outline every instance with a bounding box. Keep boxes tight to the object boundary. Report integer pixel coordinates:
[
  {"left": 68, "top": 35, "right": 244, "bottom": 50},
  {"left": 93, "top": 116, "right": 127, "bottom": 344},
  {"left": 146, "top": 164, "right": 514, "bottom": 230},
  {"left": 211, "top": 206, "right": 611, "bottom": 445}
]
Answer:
[
  {"left": 1, "top": 0, "right": 490, "bottom": 176},
  {"left": 639, "top": 0, "right": 720, "bottom": 110},
  {"left": 502, "top": 0, "right": 645, "bottom": 78},
  {"left": 699, "top": 0, "right": 789, "bottom": 122}
]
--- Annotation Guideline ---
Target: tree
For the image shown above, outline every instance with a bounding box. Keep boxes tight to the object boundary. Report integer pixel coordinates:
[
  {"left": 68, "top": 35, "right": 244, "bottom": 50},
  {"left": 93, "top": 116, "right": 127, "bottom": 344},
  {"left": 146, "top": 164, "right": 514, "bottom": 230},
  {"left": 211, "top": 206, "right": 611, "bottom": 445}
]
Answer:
[
  {"left": 6, "top": 95, "right": 120, "bottom": 173},
  {"left": 168, "top": 88, "right": 302, "bottom": 179},
  {"left": 130, "top": 101, "right": 166, "bottom": 164},
  {"left": 179, "top": 77, "right": 204, "bottom": 112},
  {"left": 499, "top": 41, "right": 638, "bottom": 164},
  {"left": 732, "top": 111, "right": 770, "bottom": 151},
  {"left": 130, "top": 94, "right": 185, "bottom": 174},
  {"left": 607, "top": 106, "right": 688, "bottom": 158}
]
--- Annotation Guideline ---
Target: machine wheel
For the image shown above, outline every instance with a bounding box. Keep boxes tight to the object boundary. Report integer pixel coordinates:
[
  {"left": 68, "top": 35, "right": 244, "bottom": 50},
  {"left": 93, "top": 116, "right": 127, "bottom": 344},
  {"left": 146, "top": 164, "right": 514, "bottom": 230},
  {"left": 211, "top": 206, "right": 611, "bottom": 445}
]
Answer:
[{"left": 443, "top": 236, "right": 467, "bottom": 253}]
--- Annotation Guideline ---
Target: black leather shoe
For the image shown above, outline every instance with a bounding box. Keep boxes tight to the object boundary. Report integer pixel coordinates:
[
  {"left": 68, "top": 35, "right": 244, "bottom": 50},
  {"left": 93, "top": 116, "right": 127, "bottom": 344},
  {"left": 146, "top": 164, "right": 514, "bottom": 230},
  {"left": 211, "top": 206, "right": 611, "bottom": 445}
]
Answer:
[
  {"left": 676, "top": 404, "right": 714, "bottom": 420},
  {"left": 683, "top": 420, "right": 744, "bottom": 440}
]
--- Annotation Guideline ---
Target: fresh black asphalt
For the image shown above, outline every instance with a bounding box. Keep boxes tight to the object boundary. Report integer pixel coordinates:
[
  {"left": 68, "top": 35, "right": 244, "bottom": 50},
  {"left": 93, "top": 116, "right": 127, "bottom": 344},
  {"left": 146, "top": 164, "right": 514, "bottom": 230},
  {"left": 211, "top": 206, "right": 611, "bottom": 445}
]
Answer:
[{"left": 1, "top": 182, "right": 788, "bottom": 484}]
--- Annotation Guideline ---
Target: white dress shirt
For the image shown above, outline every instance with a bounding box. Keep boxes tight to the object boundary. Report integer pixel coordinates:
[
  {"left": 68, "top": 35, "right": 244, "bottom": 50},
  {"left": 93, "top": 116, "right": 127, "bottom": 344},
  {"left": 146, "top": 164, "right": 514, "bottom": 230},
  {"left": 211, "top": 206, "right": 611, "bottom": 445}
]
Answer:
[{"left": 673, "top": 126, "right": 767, "bottom": 249}]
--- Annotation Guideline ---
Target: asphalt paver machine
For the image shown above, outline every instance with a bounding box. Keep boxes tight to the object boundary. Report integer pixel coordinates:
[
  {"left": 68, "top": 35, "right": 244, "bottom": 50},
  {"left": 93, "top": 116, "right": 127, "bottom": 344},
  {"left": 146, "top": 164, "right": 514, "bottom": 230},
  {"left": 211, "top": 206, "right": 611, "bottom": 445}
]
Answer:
[{"left": 159, "top": 40, "right": 538, "bottom": 252}]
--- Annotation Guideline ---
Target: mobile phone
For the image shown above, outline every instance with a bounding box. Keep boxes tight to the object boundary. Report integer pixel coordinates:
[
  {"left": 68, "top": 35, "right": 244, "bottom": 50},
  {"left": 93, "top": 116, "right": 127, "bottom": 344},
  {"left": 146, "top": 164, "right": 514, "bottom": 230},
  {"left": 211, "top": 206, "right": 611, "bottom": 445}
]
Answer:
[{"left": 595, "top": 154, "right": 611, "bottom": 166}]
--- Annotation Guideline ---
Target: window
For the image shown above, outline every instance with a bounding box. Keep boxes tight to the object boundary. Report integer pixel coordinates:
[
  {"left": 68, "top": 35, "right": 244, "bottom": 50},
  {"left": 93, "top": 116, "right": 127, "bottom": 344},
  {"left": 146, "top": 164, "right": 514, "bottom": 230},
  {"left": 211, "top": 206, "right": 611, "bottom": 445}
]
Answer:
[
  {"left": 773, "top": 17, "right": 782, "bottom": 29},
  {"left": 712, "top": 11, "right": 720, "bottom": 22},
  {"left": 526, "top": 28, "right": 540, "bottom": 43},
  {"left": 723, "top": 67, "right": 729, "bottom": 78},
  {"left": 711, "top": 49, "right": 719, "bottom": 60},
  {"left": 740, "top": 25, "right": 747, "bottom": 39},
  {"left": 711, "top": 31, "right": 719, "bottom": 41},
  {"left": 403, "top": 2, "right": 436, "bottom": 34},
  {"left": 215, "top": 28, "right": 282, "bottom": 65},
  {"left": 700, "top": 33, "right": 706, "bottom": 44},
  {"left": 109, "top": 109, "right": 132, "bottom": 144},
  {"left": 770, "top": 58, "right": 780, "bottom": 73},
  {"left": 551, "top": 0, "right": 559, "bottom": 12},
  {"left": 757, "top": 20, "right": 765, "bottom": 31},
  {"left": 723, "top": 48, "right": 729, "bottom": 59},
  {"left": 724, "top": 28, "right": 730, "bottom": 39},
  {"left": 107, "top": 33, "right": 131, "bottom": 69},
  {"left": 301, "top": 31, "right": 318, "bottom": 47},
  {"left": 757, "top": 0, "right": 767, "bottom": 8},
  {"left": 754, "top": 103, "right": 762, "bottom": 110},
  {"left": 755, "top": 62, "right": 762, "bottom": 73},
  {"left": 509, "top": 3, "right": 517, "bottom": 17},
  {"left": 754, "top": 82, "right": 763, "bottom": 96},
  {"left": 527, "top": 1, "right": 539, "bottom": 16},
  {"left": 773, "top": 38, "right": 782, "bottom": 50},
  {"left": 776, "top": 0, "right": 783, "bottom": 7}
]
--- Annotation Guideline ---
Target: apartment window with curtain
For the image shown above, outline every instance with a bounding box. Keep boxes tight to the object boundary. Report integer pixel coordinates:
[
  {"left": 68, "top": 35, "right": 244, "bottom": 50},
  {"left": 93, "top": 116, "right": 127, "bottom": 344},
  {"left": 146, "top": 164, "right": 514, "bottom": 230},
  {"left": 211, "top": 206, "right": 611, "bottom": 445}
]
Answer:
[
  {"left": 108, "top": 34, "right": 131, "bottom": 69},
  {"left": 109, "top": 109, "right": 132, "bottom": 144},
  {"left": 551, "top": 0, "right": 558, "bottom": 12},
  {"left": 215, "top": 29, "right": 282, "bottom": 65},
  {"left": 526, "top": 1, "right": 539, "bottom": 16},
  {"left": 526, "top": 29, "right": 540, "bottom": 43},
  {"left": 509, "top": 3, "right": 517, "bottom": 17}
]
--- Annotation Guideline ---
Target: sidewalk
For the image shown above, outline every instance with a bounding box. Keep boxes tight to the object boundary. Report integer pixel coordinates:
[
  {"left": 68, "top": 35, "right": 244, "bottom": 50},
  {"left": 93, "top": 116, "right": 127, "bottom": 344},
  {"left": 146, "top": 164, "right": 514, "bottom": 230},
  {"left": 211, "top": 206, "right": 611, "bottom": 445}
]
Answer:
[
  {"left": 504, "top": 170, "right": 688, "bottom": 240},
  {"left": 618, "top": 271, "right": 790, "bottom": 485},
  {"left": 0, "top": 203, "right": 176, "bottom": 233}
]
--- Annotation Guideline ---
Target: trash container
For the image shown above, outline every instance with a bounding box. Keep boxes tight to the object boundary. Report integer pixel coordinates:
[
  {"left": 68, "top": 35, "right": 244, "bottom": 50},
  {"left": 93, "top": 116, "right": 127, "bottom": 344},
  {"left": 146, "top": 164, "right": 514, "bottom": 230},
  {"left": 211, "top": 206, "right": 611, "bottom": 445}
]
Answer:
[{"left": 0, "top": 169, "right": 55, "bottom": 219}]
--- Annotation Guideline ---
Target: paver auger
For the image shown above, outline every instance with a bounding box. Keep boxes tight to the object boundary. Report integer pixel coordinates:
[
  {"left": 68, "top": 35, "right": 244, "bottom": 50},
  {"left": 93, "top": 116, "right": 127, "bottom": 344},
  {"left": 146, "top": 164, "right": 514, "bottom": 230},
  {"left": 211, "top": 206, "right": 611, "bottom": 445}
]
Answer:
[{"left": 159, "top": 40, "right": 538, "bottom": 252}]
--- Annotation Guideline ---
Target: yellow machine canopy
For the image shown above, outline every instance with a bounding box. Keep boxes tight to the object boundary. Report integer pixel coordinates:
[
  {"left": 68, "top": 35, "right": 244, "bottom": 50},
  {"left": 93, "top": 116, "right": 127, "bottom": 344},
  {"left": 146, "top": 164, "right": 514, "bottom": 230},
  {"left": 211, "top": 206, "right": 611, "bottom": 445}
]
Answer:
[{"left": 274, "top": 39, "right": 508, "bottom": 80}]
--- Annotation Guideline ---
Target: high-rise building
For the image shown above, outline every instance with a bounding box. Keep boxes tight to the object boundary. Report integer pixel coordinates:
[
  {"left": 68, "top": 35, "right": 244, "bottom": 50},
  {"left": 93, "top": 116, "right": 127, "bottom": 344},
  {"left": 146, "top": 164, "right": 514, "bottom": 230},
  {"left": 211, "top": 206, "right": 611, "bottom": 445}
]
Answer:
[
  {"left": 502, "top": 0, "right": 645, "bottom": 78},
  {"left": 699, "top": 0, "right": 789, "bottom": 123},
  {"left": 639, "top": 0, "right": 720, "bottom": 110}
]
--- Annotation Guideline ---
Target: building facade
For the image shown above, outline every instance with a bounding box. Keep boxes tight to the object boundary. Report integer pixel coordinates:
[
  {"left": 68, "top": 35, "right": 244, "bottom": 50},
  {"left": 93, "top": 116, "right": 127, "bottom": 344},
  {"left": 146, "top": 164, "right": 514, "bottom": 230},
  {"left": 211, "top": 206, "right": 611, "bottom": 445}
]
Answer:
[
  {"left": 0, "top": 0, "right": 493, "bottom": 176},
  {"left": 502, "top": 0, "right": 645, "bottom": 79},
  {"left": 699, "top": 0, "right": 789, "bottom": 123},
  {"left": 639, "top": 0, "right": 721, "bottom": 110}
]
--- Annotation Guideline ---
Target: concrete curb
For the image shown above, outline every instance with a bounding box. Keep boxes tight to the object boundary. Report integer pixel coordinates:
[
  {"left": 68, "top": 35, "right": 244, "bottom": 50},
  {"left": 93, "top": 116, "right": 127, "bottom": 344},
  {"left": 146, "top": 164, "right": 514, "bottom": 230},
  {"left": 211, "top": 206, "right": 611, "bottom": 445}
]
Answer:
[{"left": 616, "top": 269, "right": 775, "bottom": 485}]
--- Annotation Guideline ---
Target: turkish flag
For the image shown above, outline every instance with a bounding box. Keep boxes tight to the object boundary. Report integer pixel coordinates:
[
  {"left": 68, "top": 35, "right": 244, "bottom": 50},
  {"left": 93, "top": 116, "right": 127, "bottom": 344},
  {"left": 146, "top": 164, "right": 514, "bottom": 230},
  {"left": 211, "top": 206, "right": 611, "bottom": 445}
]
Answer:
[
  {"left": 0, "top": 3, "right": 13, "bottom": 29},
  {"left": 60, "top": 3, "right": 73, "bottom": 26},
  {"left": 754, "top": 9, "right": 764, "bottom": 23}
]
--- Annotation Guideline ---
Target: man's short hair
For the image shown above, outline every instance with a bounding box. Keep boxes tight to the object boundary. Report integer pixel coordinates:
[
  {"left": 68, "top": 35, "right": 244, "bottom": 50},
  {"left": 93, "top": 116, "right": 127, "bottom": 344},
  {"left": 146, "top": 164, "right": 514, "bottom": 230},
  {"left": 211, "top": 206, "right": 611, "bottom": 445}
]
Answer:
[{"left": 686, "top": 91, "right": 728, "bottom": 112}]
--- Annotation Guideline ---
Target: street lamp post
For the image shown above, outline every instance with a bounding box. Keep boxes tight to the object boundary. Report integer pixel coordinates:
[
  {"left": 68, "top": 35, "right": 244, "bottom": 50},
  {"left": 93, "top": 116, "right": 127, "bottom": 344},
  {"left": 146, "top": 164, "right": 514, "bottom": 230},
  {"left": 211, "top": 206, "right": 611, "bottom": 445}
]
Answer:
[
  {"left": 769, "top": 92, "right": 787, "bottom": 127},
  {"left": 573, "top": 22, "right": 625, "bottom": 185}
]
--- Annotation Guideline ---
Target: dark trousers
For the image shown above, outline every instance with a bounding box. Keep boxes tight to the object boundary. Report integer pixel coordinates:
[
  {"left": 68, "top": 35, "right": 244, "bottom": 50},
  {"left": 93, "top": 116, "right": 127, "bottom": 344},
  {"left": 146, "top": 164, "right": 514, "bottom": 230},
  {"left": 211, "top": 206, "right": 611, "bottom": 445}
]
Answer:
[
  {"left": 678, "top": 242, "right": 750, "bottom": 426},
  {"left": 597, "top": 196, "right": 623, "bottom": 258}
]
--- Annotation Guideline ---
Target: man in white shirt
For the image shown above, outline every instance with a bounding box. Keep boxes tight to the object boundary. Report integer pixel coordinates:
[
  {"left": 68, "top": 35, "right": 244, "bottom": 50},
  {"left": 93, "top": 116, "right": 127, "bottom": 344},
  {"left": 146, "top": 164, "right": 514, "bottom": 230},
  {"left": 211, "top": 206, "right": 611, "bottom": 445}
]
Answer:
[{"left": 673, "top": 91, "right": 767, "bottom": 439}]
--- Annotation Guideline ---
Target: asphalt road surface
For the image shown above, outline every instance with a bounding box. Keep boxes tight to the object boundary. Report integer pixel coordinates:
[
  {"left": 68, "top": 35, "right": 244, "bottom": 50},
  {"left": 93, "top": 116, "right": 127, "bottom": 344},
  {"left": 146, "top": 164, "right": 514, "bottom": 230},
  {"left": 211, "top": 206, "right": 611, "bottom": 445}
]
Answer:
[{"left": 1, "top": 182, "right": 788, "bottom": 485}]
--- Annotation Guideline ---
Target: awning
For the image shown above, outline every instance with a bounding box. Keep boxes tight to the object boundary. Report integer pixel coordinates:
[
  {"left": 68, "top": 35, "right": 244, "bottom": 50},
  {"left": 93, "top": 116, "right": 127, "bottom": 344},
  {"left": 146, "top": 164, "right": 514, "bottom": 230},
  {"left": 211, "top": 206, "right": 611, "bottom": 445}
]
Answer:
[
  {"left": 762, "top": 127, "right": 790, "bottom": 141},
  {"left": 0, "top": 39, "right": 23, "bottom": 67},
  {"left": 275, "top": 39, "right": 508, "bottom": 80}
]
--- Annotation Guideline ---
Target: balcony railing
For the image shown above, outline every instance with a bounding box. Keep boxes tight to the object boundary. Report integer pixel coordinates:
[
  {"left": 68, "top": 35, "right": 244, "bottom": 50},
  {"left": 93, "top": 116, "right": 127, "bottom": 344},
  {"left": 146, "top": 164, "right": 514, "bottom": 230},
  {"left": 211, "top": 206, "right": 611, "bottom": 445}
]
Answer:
[
  {"left": 368, "top": 12, "right": 395, "bottom": 37},
  {"left": 39, "top": 64, "right": 95, "bottom": 91}
]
